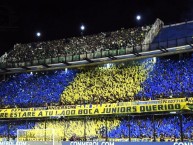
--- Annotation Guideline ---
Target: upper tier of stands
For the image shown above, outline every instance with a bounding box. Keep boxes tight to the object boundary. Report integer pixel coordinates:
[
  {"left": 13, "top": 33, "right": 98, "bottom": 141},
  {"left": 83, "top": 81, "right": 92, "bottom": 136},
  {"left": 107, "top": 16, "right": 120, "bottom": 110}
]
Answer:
[
  {"left": 6, "top": 26, "right": 150, "bottom": 63},
  {"left": 153, "top": 21, "right": 193, "bottom": 43}
]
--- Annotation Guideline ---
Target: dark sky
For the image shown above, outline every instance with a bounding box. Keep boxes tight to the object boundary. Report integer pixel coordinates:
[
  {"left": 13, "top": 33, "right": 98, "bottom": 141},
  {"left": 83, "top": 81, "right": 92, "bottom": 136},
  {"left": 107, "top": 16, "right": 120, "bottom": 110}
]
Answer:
[{"left": 0, "top": 0, "right": 192, "bottom": 53}]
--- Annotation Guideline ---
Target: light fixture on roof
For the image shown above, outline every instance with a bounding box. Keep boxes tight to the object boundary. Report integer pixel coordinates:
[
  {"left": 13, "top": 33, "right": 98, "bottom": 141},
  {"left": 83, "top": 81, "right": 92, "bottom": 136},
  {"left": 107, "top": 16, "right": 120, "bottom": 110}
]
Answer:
[
  {"left": 136, "top": 15, "right": 141, "bottom": 21},
  {"left": 80, "top": 25, "right": 85, "bottom": 31},
  {"left": 36, "top": 32, "right": 41, "bottom": 37},
  {"left": 65, "top": 68, "right": 68, "bottom": 73},
  {"left": 170, "top": 112, "right": 176, "bottom": 114},
  {"left": 80, "top": 24, "right": 85, "bottom": 36}
]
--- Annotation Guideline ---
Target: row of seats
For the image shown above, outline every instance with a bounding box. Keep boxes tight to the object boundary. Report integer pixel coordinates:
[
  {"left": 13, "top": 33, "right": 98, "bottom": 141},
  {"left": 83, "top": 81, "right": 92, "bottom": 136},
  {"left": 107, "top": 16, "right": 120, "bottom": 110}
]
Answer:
[{"left": 0, "top": 115, "right": 192, "bottom": 141}]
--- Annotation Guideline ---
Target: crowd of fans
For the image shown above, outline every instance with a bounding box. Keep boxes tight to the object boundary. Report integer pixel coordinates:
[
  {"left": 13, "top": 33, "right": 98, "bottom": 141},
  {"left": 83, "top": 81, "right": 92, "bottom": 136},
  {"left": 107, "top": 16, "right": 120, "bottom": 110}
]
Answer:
[
  {"left": 138, "top": 57, "right": 193, "bottom": 99},
  {"left": 1, "top": 21, "right": 193, "bottom": 143},
  {"left": 60, "top": 56, "right": 193, "bottom": 104},
  {"left": 108, "top": 115, "right": 193, "bottom": 142},
  {"left": 2, "top": 55, "right": 193, "bottom": 107},
  {"left": 6, "top": 26, "right": 150, "bottom": 62},
  {"left": 108, "top": 116, "right": 153, "bottom": 139},
  {"left": 183, "top": 115, "right": 193, "bottom": 139},
  {"left": 0, "top": 115, "right": 192, "bottom": 142},
  {"left": 61, "top": 59, "right": 153, "bottom": 105},
  {"left": 0, "top": 70, "right": 78, "bottom": 108}
]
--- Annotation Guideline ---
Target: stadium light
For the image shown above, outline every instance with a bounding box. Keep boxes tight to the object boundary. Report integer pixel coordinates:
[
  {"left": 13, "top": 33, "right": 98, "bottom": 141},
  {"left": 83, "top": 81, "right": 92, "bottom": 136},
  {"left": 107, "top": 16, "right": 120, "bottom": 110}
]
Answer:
[
  {"left": 170, "top": 112, "right": 176, "bottom": 114},
  {"left": 65, "top": 68, "right": 68, "bottom": 73},
  {"left": 36, "top": 32, "right": 41, "bottom": 37},
  {"left": 80, "top": 25, "right": 85, "bottom": 31},
  {"left": 80, "top": 25, "right": 85, "bottom": 36},
  {"left": 136, "top": 15, "right": 141, "bottom": 21}
]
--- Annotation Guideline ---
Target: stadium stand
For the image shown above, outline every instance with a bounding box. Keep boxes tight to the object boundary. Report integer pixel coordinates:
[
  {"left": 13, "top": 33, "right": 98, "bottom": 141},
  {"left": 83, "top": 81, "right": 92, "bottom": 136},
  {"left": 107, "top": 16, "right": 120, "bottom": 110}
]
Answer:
[
  {"left": 153, "top": 21, "right": 193, "bottom": 42},
  {"left": 0, "top": 122, "right": 9, "bottom": 138},
  {"left": 154, "top": 115, "right": 181, "bottom": 139},
  {"left": 0, "top": 114, "right": 192, "bottom": 142},
  {"left": 137, "top": 56, "right": 193, "bottom": 99},
  {"left": 9, "top": 121, "right": 28, "bottom": 137},
  {"left": 1, "top": 55, "right": 193, "bottom": 107},
  {"left": 61, "top": 59, "right": 154, "bottom": 105},
  {"left": 108, "top": 115, "right": 182, "bottom": 141},
  {"left": 108, "top": 116, "right": 154, "bottom": 141},
  {"left": 0, "top": 70, "right": 78, "bottom": 108},
  {"left": 35, "top": 118, "right": 120, "bottom": 141},
  {"left": 1, "top": 19, "right": 193, "bottom": 144},
  {"left": 6, "top": 26, "right": 150, "bottom": 62},
  {"left": 183, "top": 115, "right": 193, "bottom": 140},
  {"left": 61, "top": 56, "right": 193, "bottom": 104}
]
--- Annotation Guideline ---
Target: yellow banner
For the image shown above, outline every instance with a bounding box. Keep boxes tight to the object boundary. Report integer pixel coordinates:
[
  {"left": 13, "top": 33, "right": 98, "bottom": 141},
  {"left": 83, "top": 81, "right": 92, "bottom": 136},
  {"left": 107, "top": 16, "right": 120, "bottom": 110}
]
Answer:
[
  {"left": 0, "top": 98, "right": 191, "bottom": 118},
  {"left": 0, "top": 103, "right": 190, "bottom": 119}
]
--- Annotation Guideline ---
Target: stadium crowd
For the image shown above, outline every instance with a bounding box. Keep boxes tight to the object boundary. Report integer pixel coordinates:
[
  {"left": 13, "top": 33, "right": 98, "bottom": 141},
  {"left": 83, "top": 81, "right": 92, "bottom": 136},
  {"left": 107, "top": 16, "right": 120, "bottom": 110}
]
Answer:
[
  {"left": 0, "top": 115, "right": 192, "bottom": 142},
  {"left": 61, "top": 59, "right": 152, "bottom": 105},
  {"left": 1, "top": 56, "right": 193, "bottom": 107},
  {"left": 61, "top": 56, "right": 193, "bottom": 104},
  {"left": 6, "top": 26, "right": 150, "bottom": 62},
  {"left": 0, "top": 70, "right": 78, "bottom": 108},
  {"left": 138, "top": 57, "right": 193, "bottom": 99},
  {"left": 1, "top": 19, "right": 193, "bottom": 143}
]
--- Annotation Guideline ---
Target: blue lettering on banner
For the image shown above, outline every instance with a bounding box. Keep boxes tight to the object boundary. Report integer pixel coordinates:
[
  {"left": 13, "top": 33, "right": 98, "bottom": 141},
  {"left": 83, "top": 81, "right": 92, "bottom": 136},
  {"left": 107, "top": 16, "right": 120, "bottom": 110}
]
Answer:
[
  {"left": 63, "top": 142, "right": 193, "bottom": 145},
  {"left": 173, "top": 142, "right": 193, "bottom": 145},
  {"left": 101, "top": 142, "right": 114, "bottom": 145},
  {"left": 0, "top": 141, "right": 27, "bottom": 145},
  {"left": 69, "top": 142, "right": 114, "bottom": 145}
]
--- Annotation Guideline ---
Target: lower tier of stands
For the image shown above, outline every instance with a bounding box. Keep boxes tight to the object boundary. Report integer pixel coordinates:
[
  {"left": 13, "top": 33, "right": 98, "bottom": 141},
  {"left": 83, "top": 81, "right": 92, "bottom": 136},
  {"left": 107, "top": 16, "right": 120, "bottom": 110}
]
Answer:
[{"left": 0, "top": 114, "right": 192, "bottom": 142}]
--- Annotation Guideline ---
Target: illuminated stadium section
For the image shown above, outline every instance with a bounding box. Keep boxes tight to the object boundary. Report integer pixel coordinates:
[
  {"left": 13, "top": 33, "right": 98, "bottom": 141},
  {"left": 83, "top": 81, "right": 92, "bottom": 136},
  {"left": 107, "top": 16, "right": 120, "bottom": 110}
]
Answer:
[
  {"left": 0, "top": 56, "right": 192, "bottom": 142},
  {"left": 0, "top": 70, "right": 78, "bottom": 107},
  {"left": 1, "top": 56, "right": 193, "bottom": 107},
  {"left": 0, "top": 20, "right": 193, "bottom": 145}
]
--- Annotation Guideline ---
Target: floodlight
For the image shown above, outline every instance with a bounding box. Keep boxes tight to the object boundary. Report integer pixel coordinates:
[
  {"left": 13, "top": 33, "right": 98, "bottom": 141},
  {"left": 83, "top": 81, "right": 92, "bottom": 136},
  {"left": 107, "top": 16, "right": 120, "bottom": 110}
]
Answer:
[
  {"left": 36, "top": 32, "right": 41, "bottom": 37},
  {"left": 80, "top": 25, "right": 85, "bottom": 31},
  {"left": 136, "top": 15, "right": 141, "bottom": 21}
]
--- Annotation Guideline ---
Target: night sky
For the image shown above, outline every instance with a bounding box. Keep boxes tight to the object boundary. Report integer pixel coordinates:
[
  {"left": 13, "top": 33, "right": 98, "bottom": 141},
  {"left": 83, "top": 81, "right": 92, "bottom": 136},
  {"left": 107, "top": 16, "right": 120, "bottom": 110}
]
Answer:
[{"left": 0, "top": 0, "right": 192, "bottom": 53}]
